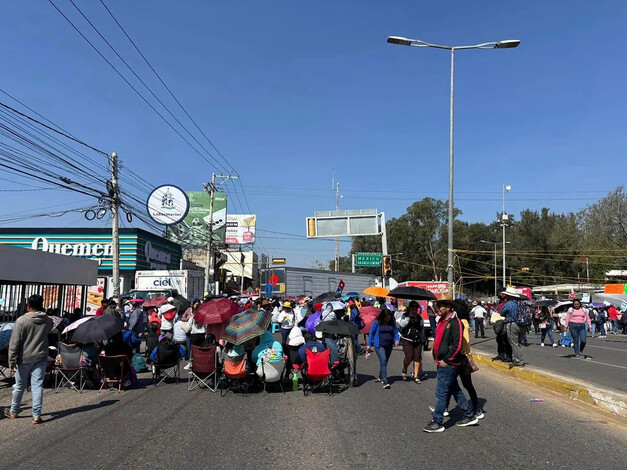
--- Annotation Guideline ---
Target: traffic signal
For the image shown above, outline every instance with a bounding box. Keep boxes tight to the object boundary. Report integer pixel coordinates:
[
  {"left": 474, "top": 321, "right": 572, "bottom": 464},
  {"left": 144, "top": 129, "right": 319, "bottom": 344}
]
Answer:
[{"left": 382, "top": 255, "right": 392, "bottom": 278}]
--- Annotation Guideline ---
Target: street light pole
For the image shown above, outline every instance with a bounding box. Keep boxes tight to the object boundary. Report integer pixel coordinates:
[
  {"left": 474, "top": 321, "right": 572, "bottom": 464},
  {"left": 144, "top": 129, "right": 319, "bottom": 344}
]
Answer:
[
  {"left": 386, "top": 35, "right": 519, "bottom": 293},
  {"left": 502, "top": 184, "right": 511, "bottom": 287}
]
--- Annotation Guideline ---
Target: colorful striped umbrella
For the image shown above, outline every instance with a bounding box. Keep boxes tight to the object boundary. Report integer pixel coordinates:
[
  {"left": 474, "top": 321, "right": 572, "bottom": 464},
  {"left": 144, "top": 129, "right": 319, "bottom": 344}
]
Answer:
[{"left": 222, "top": 309, "right": 272, "bottom": 345}]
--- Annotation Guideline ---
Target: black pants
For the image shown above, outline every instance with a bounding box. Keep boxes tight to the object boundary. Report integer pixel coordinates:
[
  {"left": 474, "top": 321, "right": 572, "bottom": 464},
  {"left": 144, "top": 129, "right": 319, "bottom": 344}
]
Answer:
[
  {"left": 496, "top": 332, "right": 512, "bottom": 359},
  {"left": 474, "top": 318, "right": 485, "bottom": 337},
  {"left": 459, "top": 368, "right": 478, "bottom": 412}
]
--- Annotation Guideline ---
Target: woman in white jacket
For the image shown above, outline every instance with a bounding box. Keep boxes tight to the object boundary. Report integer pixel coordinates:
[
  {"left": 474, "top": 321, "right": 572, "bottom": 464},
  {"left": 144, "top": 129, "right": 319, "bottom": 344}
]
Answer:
[{"left": 277, "top": 301, "right": 299, "bottom": 345}]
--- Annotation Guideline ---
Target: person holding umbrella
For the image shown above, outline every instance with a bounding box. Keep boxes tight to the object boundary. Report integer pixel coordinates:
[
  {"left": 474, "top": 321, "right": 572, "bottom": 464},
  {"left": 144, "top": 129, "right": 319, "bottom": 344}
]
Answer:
[
  {"left": 366, "top": 308, "right": 399, "bottom": 389},
  {"left": 398, "top": 301, "right": 426, "bottom": 383}
]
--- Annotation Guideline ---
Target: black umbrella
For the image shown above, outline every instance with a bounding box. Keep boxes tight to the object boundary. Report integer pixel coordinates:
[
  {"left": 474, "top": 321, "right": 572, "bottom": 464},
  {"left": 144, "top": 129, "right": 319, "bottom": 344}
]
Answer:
[
  {"left": 533, "top": 299, "right": 557, "bottom": 308},
  {"left": 388, "top": 286, "right": 437, "bottom": 301},
  {"left": 313, "top": 292, "right": 339, "bottom": 304},
  {"left": 315, "top": 319, "right": 359, "bottom": 337},
  {"left": 70, "top": 315, "right": 124, "bottom": 344}
]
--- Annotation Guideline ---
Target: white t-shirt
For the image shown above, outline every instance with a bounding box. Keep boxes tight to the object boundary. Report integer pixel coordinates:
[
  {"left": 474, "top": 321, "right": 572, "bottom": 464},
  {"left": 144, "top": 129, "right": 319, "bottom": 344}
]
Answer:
[{"left": 471, "top": 306, "right": 487, "bottom": 319}]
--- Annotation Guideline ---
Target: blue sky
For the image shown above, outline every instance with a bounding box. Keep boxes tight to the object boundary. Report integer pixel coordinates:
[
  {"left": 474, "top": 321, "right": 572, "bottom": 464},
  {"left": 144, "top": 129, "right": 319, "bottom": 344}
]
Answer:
[{"left": 1, "top": 1, "right": 626, "bottom": 267}]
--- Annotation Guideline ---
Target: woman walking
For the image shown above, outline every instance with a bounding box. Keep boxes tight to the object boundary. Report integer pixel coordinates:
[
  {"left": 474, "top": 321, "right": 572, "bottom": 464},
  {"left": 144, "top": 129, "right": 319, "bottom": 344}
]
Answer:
[
  {"left": 366, "top": 308, "right": 399, "bottom": 389},
  {"left": 397, "top": 301, "right": 426, "bottom": 383},
  {"left": 565, "top": 299, "right": 592, "bottom": 359},
  {"left": 538, "top": 306, "right": 558, "bottom": 347}
]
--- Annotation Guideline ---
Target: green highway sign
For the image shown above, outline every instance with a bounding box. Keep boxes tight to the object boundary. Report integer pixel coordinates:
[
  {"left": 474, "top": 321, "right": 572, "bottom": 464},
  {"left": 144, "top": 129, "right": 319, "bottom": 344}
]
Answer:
[{"left": 355, "top": 252, "right": 383, "bottom": 267}]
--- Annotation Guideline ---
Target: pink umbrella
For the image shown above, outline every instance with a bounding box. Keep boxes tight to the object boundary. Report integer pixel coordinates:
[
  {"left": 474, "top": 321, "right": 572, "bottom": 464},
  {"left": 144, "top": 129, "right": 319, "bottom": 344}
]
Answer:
[
  {"left": 195, "top": 298, "right": 239, "bottom": 325},
  {"left": 359, "top": 306, "right": 381, "bottom": 334},
  {"left": 62, "top": 316, "right": 94, "bottom": 335}
]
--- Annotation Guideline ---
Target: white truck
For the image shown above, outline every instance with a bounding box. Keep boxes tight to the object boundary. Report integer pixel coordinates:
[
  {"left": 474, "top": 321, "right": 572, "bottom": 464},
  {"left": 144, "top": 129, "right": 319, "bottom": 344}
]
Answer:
[{"left": 129, "top": 270, "right": 205, "bottom": 301}]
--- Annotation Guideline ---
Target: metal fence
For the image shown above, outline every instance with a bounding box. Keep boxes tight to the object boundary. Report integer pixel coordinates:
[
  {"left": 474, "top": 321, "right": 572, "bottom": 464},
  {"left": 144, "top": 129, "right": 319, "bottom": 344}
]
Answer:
[{"left": 0, "top": 282, "right": 87, "bottom": 323}]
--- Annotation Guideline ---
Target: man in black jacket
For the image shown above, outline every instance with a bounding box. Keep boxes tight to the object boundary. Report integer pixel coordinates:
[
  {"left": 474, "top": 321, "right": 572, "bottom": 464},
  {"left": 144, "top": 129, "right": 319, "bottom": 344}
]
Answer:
[{"left": 423, "top": 292, "right": 478, "bottom": 433}]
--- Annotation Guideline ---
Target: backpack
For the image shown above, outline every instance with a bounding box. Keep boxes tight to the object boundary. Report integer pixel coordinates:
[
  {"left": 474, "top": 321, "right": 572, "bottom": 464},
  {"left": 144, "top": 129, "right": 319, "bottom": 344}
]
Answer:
[
  {"left": 132, "top": 353, "right": 147, "bottom": 372},
  {"left": 401, "top": 316, "right": 425, "bottom": 343},
  {"left": 514, "top": 301, "right": 531, "bottom": 326}
]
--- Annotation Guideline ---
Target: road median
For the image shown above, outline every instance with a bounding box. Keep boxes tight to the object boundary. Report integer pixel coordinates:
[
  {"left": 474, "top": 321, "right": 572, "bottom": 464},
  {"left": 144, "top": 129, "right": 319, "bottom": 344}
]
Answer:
[{"left": 473, "top": 352, "right": 627, "bottom": 417}]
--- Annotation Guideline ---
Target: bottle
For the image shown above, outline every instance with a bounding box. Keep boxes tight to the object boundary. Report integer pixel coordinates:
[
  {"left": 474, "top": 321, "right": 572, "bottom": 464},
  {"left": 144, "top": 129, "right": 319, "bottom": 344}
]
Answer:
[
  {"left": 292, "top": 372, "right": 298, "bottom": 391},
  {"left": 365, "top": 350, "right": 370, "bottom": 360},
  {"left": 529, "top": 398, "right": 543, "bottom": 402}
]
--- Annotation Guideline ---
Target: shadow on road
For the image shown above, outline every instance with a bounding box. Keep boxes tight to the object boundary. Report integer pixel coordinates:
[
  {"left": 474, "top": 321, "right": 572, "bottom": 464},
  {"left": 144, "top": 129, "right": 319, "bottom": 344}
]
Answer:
[{"left": 43, "top": 399, "right": 119, "bottom": 421}]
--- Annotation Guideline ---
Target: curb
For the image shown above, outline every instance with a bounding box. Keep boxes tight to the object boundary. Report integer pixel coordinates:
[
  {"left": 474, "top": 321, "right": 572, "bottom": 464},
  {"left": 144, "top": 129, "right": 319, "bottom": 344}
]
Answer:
[{"left": 474, "top": 353, "right": 627, "bottom": 417}]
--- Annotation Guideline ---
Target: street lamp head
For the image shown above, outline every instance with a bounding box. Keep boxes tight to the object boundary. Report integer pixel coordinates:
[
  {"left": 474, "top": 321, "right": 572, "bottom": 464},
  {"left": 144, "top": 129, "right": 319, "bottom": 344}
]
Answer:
[
  {"left": 387, "top": 36, "right": 412, "bottom": 46},
  {"left": 505, "top": 185, "right": 512, "bottom": 191},
  {"left": 494, "top": 40, "right": 520, "bottom": 49}
]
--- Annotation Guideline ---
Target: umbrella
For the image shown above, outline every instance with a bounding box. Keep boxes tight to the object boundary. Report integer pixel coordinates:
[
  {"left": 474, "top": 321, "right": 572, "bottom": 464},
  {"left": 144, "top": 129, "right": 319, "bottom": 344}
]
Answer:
[
  {"left": 195, "top": 298, "right": 239, "bottom": 325},
  {"left": 0, "top": 323, "right": 14, "bottom": 350},
  {"left": 70, "top": 315, "right": 124, "bottom": 344},
  {"left": 533, "top": 299, "right": 557, "bottom": 308},
  {"left": 326, "top": 300, "right": 347, "bottom": 311},
  {"left": 62, "top": 316, "right": 94, "bottom": 335},
  {"left": 589, "top": 302, "right": 605, "bottom": 308},
  {"left": 142, "top": 296, "right": 169, "bottom": 308},
  {"left": 222, "top": 309, "right": 272, "bottom": 345},
  {"left": 345, "top": 292, "right": 360, "bottom": 297},
  {"left": 554, "top": 301, "right": 573, "bottom": 313},
  {"left": 315, "top": 319, "right": 359, "bottom": 337},
  {"left": 313, "top": 292, "right": 339, "bottom": 304},
  {"left": 359, "top": 306, "right": 381, "bottom": 334},
  {"left": 305, "top": 311, "right": 322, "bottom": 334},
  {"left": 388, "top": 286, "right": 436, "bottom": 301},
  {"left": 363, "top": 286, "right": 390, "bottom": 298},
  {"left": 49, "top": 315, "right": 64, "bottom": 330}
]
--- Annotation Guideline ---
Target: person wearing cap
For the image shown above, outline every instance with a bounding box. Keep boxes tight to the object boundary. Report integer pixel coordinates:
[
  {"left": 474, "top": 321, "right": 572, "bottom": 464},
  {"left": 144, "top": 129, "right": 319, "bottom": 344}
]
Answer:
[
  {"left": 277, "top": 301, "right": 298, "bottom": 346},
  {"left": 500, "top": 287, "right": 526, "bottom": 368},
  {"left": 423, "top": 292, "right": 477, "bottom": 433},
  {"left": 470, "top": 301, "right": 487, "bottom": 339}
]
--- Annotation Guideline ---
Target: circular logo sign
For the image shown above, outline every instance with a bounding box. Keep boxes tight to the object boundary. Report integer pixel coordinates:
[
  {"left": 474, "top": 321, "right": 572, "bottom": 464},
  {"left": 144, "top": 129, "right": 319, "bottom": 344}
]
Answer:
[{"left": 146, "top": 185, "right": 190, "bottom": 225}]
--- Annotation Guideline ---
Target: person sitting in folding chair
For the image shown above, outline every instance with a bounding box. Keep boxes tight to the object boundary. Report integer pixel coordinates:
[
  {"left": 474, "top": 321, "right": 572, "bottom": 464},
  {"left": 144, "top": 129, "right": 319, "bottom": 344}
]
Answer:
[
  {"left": 104, "top": 332, "right": 135, "bottom": 388},
  {"left": 149, "top": 334, "right": 184, "bottom": 385}
]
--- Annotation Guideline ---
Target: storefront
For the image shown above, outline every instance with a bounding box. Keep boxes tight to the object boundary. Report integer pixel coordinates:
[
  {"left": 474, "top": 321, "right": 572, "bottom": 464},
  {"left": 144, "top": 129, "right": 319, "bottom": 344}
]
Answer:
[{"left": 0, "top": 228, "right": 182, "bottom": 314}]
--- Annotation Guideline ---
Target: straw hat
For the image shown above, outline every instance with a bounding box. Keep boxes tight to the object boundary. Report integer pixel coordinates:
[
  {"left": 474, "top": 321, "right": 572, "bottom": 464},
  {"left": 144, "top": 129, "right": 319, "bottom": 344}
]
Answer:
[
  {"left": 436, "top": 292, "right": 457, "bottom": 306},
  {"left": 502, "top": 287, "right": 525, "bottom": 299}
]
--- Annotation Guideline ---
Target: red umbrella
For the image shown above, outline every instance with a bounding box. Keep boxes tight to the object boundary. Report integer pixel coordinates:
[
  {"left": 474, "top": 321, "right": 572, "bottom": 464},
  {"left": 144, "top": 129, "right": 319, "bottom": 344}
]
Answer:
[
  {"left": 359, "top": 306, "right": 381, "bottom": 334},
  {"left": 194, "top": 298, "right": 239, "bottom": 325},
  {"left": 142, "top": 296, "right": 169, "bottom": 308}
]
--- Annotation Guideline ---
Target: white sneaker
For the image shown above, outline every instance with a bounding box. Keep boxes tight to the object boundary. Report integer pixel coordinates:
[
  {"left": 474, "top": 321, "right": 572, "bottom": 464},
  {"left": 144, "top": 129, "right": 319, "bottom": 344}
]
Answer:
[
  {"left": 552, "top": 343, "right": 558, "bottom": 348},
  {"left": 184, "top": 362, "right": 192, "bottom": 371},
  {"left": 561, "top": 344, "right": 566, "bottom": 347},
  {"left": 540, "top": 343, "right": 545, "bottom": 347}
]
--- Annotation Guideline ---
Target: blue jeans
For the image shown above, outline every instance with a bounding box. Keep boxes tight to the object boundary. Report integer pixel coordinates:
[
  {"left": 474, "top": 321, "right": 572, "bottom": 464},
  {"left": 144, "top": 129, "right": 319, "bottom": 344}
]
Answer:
[
  {"left": 596, "top": 321, "right": 606, "bottom": 336},
  {"left": 611, "top": 320, "right": 619, "bottom": 333},
  {"left": 569, "top": 323, "right": 587, "bottom": 355},
  {"left": 540, "top": 325, "right": 555, "bottom": 344},
  {"left": 591, "top": 323, "right": 596, "bottom": 336},
  {"left": 432, "top": 365, "right": 474, "bottom": 424},
  {"left": 12, "top": 361, "right": 47, "bottom": 418},
  {"left": 374, "top": 345, "right": 393, "bottom": 382}
]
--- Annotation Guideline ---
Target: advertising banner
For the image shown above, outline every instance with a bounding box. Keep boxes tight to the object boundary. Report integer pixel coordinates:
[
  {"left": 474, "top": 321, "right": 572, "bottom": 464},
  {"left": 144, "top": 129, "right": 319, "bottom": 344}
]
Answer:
[
  {"left": 146, "top": 185, "right": 190, "bottom": 225},
  {"left": 167, "top": 192, "right": 227, "bottom": 248},
  {"left": 225, "top": 214, "right": 256, "bottom": 245}
]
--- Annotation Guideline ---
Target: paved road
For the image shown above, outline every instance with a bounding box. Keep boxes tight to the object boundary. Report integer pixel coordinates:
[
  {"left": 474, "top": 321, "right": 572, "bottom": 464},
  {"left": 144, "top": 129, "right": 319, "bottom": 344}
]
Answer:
[
  {"left": 1, "top": 348, "right": 625, "bottom": 469},
  {"left": 471, "top": 327, "right": 627, "bottom": 393}
]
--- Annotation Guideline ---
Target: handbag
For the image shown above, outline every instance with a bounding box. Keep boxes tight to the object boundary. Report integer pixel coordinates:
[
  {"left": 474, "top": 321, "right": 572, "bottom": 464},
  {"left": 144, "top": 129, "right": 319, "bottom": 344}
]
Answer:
[
  {"left": 467, "top": 354, "right": 479, "bottom": 373},
  {"left": 181, "top": 321, "right": 190, "bottom": 333},
  {"left": 460, "top": 354, "right": 479, "bottom": 374}
]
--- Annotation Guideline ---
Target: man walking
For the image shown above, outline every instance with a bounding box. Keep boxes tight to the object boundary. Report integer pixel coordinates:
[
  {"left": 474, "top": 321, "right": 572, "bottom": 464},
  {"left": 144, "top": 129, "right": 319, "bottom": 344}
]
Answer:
[
  {"left": 470, "top": 301, "right": 487, "bottom": 338},
  {"left": 423, "top": 292, "right": 478, "bottom": 433},
  {"left": 501, "top": 287, "right": 527, "bottom": 369},
  {"left": 5, "top": 294, "right": 53, "bottom": 424}
]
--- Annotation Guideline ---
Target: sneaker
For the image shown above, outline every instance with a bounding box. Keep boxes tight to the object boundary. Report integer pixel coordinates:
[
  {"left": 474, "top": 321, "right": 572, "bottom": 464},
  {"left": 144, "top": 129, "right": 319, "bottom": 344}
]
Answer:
[
  {"left": 552, "top": 343, "right": 558, "bottom": 348},
  {"left": 383, "top": 381, "right": 391, "bottom": 389},
  {"left": 423, "top": 421, "right": 445, "bottom": 433},
  {"left": 183, "top": 363, "right": 192, "bottom": 371},
  {"left": 4, "top": 409, "right": 18, "bottom": 419},
  {"left": 561, "top": 344, "right": 566, "bottom": 347},
  {"left": 540, "top": 343, "right": 545, "bottom": 347},
  {"left": 475, "top": 410, "right": 485, "bottom": 420},
  {"left": 429, "top": 406, "right": 449, "bottom": 417},
  {"left": 32, "top": 416, "right": 43, "bottom": 424},
  {"left": 375, "top": 377, "right": 382, "bottom": 383},
  {"left": 456, "top": 416, "right": 479, "bottom": 427}
]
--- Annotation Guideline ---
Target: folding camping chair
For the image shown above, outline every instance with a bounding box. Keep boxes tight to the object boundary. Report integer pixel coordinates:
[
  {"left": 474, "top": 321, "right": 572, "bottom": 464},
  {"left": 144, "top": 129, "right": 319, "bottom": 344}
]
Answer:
[
  {"left": 98, "top": 355, "right": 131, "bottom": 392},
  {"left": 55, "top": 342, "right": 87, "bottom": 393},
  {"left": 220, "top": 355, "right": 248, "bottom": 397},
  {"left": 256, "top": 357, "right": 286, "bottom": 394},
  {"left": 301, "top": 348, "right": 335, "bottom": 396},
  {"left": 152, "top": 341, "right": 181, "bottom": 386},
  {"left": 188, "top": 345, "right": 218, "bottom": 392}
]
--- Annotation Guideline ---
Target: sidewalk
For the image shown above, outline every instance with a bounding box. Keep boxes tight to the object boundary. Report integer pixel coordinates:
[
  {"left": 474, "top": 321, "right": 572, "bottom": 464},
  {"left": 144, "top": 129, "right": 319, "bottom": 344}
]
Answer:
[{"left": 471, "top": 328, "right": 627, "bottom": 416}]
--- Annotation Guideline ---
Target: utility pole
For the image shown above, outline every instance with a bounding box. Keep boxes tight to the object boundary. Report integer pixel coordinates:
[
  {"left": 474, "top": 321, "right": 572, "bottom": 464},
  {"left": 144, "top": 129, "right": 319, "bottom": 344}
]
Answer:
[
  {"left": 111, "top": 152, "right": 120, "bottom": 297},
  {"left": 335, "top": 182, "right": 340, "bottom": 272},
  {"left": 204, "top": 173, "right": 239, "bottom": 296}
]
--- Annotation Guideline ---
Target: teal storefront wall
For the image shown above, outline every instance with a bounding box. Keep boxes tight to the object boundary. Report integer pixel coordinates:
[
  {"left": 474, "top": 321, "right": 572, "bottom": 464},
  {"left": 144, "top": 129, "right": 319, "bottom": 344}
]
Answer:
[{"left": 0, "top": 228, "right": 181, "bottom": 273}]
